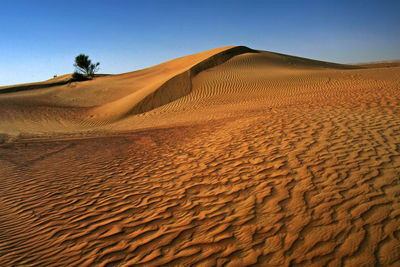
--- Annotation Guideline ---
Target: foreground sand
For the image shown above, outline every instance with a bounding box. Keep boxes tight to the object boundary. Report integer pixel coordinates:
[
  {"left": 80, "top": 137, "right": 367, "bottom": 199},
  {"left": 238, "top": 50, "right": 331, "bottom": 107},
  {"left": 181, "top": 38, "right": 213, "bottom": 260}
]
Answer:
[{"left": 1, "top": 47, "right": 400, "bottom": 266}]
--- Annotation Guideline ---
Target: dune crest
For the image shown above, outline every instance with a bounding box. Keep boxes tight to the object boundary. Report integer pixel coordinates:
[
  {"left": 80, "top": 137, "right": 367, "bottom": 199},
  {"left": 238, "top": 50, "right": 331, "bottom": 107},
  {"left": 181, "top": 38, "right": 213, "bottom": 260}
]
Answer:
[{"left": 87, "top": 46, "right": 257, "bottom": 124}]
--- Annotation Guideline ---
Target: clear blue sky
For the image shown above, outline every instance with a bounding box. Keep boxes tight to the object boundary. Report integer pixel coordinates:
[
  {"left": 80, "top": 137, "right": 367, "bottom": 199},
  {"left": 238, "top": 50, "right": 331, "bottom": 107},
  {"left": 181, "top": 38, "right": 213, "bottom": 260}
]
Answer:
[{"left": 1, "top": 0, "right": 399, "bottom": 85}]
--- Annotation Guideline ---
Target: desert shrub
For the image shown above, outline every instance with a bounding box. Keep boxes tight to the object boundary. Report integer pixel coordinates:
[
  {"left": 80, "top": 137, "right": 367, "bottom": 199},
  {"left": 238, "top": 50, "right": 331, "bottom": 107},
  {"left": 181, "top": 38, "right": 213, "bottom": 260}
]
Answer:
[
  {"left": 74, "top": 54, "right": 100, "bottom": 77},
  {"left": 71, "top": 72, "right": 89, "bottom": 81}
]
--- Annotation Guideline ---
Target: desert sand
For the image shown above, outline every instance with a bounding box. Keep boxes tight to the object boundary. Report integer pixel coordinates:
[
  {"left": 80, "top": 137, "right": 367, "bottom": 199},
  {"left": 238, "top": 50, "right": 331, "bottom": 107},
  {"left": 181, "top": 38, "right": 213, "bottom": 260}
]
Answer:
[{"left": 1, "top": 46, "right": 400, "bottom": 266}]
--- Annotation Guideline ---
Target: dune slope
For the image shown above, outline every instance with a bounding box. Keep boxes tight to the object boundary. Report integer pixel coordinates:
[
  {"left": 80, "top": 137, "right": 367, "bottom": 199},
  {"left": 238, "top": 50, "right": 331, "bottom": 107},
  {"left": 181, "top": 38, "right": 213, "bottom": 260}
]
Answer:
[
  {"left": 1, "top": 46, "right": 400, "bottom": 266},
  {"left": 0, "top": 46, "right": 256, "bottom": 135}
]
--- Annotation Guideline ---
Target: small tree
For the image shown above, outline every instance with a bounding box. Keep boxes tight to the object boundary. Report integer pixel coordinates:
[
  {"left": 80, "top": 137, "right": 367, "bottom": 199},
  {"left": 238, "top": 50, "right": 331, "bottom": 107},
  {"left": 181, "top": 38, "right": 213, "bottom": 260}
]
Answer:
[{"left": 73, "top": 54, "right": 100, "bottom": 78}]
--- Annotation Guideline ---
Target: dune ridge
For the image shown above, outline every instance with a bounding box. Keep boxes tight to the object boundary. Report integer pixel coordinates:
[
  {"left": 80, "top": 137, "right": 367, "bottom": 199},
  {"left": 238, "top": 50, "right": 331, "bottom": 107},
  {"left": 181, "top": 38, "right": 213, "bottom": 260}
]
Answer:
[{"left": 87, "top": 46, "right": 257, "bottom": 124}]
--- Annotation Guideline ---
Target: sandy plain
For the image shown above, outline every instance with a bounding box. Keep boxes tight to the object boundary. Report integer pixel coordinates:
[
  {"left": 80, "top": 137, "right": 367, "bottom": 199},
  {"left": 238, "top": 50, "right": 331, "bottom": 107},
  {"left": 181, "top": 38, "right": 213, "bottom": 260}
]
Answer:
[{"left": 1, "top": 46, "right": 400, "bottom": 266}]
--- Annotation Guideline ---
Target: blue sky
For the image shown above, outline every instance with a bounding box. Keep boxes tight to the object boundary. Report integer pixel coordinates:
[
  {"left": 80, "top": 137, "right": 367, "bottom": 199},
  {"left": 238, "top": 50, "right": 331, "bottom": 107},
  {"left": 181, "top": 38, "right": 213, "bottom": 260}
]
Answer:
[{"left": 1, "top": 0, "right": 399, "bottom": 85}]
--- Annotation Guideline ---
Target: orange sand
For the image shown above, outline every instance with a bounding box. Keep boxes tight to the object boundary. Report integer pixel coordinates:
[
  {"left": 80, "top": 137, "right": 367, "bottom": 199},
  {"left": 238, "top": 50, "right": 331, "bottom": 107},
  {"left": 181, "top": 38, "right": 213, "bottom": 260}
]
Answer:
[{"left": 1, "top": 46, "right": 400, "bottom": 266}]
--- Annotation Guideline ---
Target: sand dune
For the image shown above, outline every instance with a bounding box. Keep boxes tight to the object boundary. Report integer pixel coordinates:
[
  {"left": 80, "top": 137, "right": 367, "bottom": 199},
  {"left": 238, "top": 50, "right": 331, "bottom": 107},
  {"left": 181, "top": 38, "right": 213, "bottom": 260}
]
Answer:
[
  {"left": 1, "top": 46, "right": 400, "bottom": 266},
  {"left": 0, "top": 46, "right": 256, "bottom": 135},
  {"left": 0, "top": 46, "right": 356, "bottom": 136}
]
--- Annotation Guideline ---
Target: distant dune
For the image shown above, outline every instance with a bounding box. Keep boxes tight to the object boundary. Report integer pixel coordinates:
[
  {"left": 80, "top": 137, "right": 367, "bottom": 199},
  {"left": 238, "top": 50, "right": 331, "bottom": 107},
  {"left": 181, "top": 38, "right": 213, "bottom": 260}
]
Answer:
[
  {"left": 356, "top": 61, "right": 400, "bottom": 68},
  {"left": 1, "top": 46, "right": 400, "bottom": 266}
]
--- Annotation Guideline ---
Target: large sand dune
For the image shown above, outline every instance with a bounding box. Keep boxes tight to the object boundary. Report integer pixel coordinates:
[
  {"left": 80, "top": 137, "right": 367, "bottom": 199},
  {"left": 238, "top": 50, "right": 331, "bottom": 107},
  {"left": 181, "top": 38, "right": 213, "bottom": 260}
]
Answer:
[{"left": 1, "top": 46, "right": 400, "bottom": 266}]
